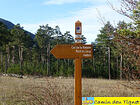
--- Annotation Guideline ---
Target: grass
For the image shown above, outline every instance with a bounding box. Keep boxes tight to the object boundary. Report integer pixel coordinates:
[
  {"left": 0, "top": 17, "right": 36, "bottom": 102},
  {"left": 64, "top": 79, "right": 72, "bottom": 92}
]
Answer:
[{"left": 0, "top": 76, "right": 139, "bottom": 105}]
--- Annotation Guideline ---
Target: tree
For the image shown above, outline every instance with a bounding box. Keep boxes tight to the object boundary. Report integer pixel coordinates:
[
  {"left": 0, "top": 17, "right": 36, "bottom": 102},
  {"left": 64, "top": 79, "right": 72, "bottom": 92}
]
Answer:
[
  {"left": 0, "top": 22, "right": 11, "bottom": 73},
  {"left": 96, "top": 21, "right": 115, "bottom": 47},
  {"left": 10, "top": 24, "right": 26, "bottom": 74},
  {"left": 95, "top": 21, "right": 118, "bottom": 79},
  {"left": 35, "top": 24, "right": 54, "bottom": 75},
  {"left": 108, "top": 0, "right": 140, "bottom": 80},
  {"left": 81, "top": 35, "right": 87, "bottom": 44},
  {"left": 64, "top": 31, "right": 74, "bottom": 44}
]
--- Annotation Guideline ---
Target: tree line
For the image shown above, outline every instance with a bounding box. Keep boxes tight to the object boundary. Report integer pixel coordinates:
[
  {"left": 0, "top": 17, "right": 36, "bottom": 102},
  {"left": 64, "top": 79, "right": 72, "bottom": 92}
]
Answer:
[
  {"left": 0, "top": 0, "right": 139, "bottom": 79},
  {"left": 93, "top": 0, "right": 140, "bottom": 80}
]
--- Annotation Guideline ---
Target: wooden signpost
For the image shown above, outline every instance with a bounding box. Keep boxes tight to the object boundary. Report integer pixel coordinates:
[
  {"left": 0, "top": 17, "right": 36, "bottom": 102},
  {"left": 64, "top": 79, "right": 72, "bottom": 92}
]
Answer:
[
  {"left": 51, "top": 44, "right": 93, "bottom": 59},
  {"left": 51, "top": 20, "right": 93, "bottom": 105}
]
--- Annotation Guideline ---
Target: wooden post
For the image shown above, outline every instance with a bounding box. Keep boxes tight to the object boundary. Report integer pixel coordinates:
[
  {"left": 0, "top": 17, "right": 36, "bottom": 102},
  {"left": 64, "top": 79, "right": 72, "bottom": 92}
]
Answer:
[
  {"left": 75, "top": 20, "right": 82, "bottom": 105},
  {"left": 75, "top": 58, "right": 82, "bottom": 105}
]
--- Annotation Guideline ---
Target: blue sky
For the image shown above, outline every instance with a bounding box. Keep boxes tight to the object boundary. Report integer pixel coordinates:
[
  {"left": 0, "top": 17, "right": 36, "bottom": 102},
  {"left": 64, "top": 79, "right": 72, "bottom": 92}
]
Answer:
[{"left": 0, "top": 0, "right": 131, "bottom": 43}]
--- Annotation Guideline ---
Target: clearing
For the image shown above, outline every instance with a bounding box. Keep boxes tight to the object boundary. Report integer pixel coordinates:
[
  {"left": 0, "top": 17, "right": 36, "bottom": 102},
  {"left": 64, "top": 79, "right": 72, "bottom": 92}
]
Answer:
[{"left": 0, "top": 76, "right": 139, "bottom": 105}]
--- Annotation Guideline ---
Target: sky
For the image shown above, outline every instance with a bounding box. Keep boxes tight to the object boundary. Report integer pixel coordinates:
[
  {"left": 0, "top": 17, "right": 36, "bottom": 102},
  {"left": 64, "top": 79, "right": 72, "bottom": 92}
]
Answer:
[{"left": 0, "top": 0, "right": 131, "bottom": 43}]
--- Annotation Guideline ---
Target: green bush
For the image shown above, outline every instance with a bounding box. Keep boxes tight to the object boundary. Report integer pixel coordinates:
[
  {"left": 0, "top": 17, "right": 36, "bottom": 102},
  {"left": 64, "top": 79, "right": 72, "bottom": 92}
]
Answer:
[{"left": 7, "top": 64, "right": 20, "bottom": 74}]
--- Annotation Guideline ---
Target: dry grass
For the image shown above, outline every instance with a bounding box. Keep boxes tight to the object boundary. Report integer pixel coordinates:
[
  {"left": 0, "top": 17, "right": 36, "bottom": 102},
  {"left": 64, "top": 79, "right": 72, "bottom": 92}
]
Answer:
[{"left": 0, "top": 76, "right": 139, "bottom": 105}]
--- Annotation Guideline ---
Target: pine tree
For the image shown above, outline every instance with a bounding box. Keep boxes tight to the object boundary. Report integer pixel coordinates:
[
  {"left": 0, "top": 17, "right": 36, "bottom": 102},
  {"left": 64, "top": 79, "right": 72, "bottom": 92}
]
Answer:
[{"left": 35, "top": 24, "right": 54, "bottom": 75}]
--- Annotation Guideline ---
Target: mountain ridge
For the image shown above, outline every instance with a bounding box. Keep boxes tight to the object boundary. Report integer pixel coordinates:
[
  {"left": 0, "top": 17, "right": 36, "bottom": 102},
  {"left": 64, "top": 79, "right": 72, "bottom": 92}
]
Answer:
[{"left": 0, "top": 18, "right": 35, "bottom": 39}]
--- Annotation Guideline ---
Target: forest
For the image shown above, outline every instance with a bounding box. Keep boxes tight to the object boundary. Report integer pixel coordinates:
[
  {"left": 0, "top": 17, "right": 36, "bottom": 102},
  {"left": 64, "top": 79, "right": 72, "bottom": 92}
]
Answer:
[{"left": 0, "top": 0, "right": 140, "bottom": 80}]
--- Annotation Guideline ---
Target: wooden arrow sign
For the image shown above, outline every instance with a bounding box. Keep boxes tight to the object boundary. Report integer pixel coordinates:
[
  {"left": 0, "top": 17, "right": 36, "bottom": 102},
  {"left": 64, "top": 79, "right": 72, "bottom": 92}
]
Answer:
[{"left": 50, "top": 44, "right": 93, "bottom": 59}]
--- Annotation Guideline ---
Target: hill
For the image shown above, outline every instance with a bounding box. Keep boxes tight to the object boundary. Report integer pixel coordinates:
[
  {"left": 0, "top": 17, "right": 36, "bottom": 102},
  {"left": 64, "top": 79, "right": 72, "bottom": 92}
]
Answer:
[{"left": 0, "top": 18, "right": 35, "bottom": 39}]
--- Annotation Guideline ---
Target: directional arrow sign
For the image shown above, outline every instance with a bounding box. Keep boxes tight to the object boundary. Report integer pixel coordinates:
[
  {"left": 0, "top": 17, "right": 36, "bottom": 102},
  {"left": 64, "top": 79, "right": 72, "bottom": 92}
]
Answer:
[{"left": 50, "top": 44, "right": 93, "bottom": 59}]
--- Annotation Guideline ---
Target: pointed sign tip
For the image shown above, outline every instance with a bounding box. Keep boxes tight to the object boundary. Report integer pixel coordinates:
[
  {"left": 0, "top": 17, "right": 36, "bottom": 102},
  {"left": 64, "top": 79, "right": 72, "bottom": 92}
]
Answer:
[{"left": 75, "top": 20, "right": 81, "bottom": 23}]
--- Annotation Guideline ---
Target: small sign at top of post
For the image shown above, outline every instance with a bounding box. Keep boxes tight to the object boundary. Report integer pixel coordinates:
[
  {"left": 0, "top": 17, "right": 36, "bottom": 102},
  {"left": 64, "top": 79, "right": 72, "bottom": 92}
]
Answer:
[
  {"left": 75, "top": 20, "right": 82, "bottom": 35},
  {"left": 75, "top": 20, "right": 82, "bottom": 43}
]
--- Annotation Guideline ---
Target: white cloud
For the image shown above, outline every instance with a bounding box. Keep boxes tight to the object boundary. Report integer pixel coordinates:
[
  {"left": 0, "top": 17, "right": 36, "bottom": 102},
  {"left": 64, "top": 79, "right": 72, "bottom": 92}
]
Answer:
[
  {"left": 44, "top": 0, "right": 80, "bottom": 5},
  {"left": 22, "top": 23, "right": 40, "bottom": 34},
  {"left": 43, "top": 0, "right": 121, "bottom": 5},
  {"left": 43, "top": 0, "right": 104, "bottom": 5},
  {"left": 23, "top": 0, "right": 131, "bottom": 43}
]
